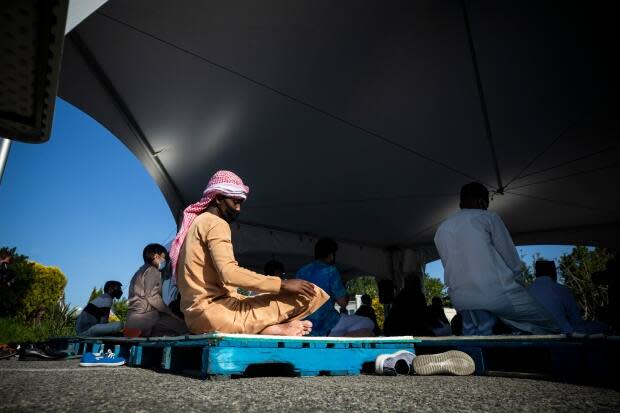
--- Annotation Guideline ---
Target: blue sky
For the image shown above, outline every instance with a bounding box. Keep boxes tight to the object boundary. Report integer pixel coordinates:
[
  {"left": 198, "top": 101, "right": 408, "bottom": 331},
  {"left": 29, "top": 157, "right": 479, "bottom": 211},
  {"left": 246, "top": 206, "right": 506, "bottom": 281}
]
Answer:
[
  {"left": 0, "top": 99, "right": 177, "bottom": 307},
  {"left": 0, "top": 98, "right": 577, "bottom": 306}
]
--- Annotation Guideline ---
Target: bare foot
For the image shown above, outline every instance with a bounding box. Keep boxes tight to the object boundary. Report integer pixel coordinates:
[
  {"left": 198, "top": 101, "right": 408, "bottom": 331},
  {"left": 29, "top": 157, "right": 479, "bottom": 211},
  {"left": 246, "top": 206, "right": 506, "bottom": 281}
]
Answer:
[
  {"left": 301, "top": 320, "right": 312, "bottom": 336},
  {"left": 260, "top": 320, "right": 312, "bottom": 336}
]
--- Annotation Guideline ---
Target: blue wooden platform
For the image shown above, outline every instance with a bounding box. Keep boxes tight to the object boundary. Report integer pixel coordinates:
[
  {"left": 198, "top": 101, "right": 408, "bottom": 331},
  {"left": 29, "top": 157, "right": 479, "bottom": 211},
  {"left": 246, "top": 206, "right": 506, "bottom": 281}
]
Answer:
[
  {"left": 72, "top": 334, "right": 419, "bottom": 379},
  {"left": 50, "top": 333, "right": 619, "bottom": 386}
]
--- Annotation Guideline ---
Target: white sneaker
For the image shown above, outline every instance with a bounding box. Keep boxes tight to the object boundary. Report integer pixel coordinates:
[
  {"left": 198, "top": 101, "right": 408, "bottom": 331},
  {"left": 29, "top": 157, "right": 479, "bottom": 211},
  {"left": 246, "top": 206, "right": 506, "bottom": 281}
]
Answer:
[
  {"left": 412, "top": 350, "right": 475, "bottom": 376},
  {"left": 375, "top": 350, "right": 416, "bottom": 375}
]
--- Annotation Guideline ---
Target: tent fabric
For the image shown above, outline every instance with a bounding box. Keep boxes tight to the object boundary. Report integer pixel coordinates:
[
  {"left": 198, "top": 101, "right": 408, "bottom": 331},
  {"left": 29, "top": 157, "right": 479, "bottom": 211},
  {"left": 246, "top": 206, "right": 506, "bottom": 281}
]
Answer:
[{"left": 57, "top": 1, "right": 619, "bottom": 278}]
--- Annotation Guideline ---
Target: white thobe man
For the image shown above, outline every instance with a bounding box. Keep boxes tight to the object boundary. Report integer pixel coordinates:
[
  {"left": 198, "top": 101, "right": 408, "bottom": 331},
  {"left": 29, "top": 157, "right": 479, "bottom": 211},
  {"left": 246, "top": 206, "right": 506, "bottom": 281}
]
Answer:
[{"left": 434, "top": 182, "right": 559, "bottom": 335}]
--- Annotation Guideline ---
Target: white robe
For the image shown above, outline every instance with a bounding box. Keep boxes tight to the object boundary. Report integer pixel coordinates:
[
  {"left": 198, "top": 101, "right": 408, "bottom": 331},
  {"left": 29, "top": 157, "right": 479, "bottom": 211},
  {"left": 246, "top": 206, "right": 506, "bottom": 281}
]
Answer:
[{"left": 434, "top": 209, "right": 558, "bottom": 334}]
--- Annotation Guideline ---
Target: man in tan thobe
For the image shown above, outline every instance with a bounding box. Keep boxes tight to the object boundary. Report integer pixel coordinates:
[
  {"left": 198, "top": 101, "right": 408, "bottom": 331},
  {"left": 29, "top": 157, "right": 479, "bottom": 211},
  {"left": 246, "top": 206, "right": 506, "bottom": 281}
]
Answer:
[{"left": 170, "top": 171, "right": 328, "bottom": 336}]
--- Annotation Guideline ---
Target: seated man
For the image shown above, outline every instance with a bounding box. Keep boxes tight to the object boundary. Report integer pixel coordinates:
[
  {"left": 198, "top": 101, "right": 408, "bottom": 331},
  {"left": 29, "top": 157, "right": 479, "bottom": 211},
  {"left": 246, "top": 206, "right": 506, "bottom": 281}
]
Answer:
[
  {"left": 528, "top": 260, "right": 608, "bottom": 335},
  {"left": 171, "top": 170, "right": 328, "bottom": 336},
  {"left": 355, "top": 294, "right": 380, "bottom": 335},
  {"left": 296, "top": 238, "right": 375, "bottom": 337},
  {"left": 434, "top": 182, "right": 559, "bottom": 335},
  {"left": 125, "top": 244, "right": 188, "bottom": 337},
  {"left": 428, "top": 296, "right": 452, "bottom": 336},
  {"left": 76, "top": 281, "right": 124, "bottom": 336},
  {"left": 383, "top": 274, "right": 434, "bottom": 336}
]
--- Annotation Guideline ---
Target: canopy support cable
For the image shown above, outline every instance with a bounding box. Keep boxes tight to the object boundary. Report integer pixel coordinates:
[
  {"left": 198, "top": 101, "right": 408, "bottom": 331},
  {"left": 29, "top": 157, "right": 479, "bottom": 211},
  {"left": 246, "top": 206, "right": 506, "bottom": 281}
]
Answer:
[
  {"left": 96, "top": 11, "right": 487, "bottom": 185},
  {"left": 460, "top": 0, "right": 504, "bottom": 193},
  {"left": 503, "top": 110, "right": 590, "bottom": 189},
  {"left": 69, "top": 31, "right": 186, "bottom": 216}
]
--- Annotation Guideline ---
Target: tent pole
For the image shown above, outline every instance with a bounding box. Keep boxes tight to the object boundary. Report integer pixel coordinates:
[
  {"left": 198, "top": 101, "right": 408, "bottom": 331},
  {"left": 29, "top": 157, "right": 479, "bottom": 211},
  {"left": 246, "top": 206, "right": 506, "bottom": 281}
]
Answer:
[{"left": 0, "top": 138, "right": 12, "bottom": 185}]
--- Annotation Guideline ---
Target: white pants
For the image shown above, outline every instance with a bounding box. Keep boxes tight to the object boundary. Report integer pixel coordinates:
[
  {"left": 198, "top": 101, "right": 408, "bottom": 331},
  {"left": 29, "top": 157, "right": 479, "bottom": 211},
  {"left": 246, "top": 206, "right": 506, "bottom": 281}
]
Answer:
[
  {"left": 457, "top": 285, "right": 560, "bottom": 335},
  {"left": 329, "top": 314, "right": 375, "bottom": 336}
]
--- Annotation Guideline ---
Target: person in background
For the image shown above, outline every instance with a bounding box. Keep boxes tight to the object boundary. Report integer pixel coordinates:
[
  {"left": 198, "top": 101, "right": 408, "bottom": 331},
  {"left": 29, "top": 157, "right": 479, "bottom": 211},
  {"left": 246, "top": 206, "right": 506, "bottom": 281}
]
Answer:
[
  {"left": 76, "top": 281, "right": 124, "bottom": 336},
  {"left": 125, "top": 244, "right": 188, "bottom": 337},
  {"left": 297, "top": 237, "right": 375, "bottom": 337},
  {"left": 528, "top": 260, "right": 608, "bottom": 335},
  {"left": 428, "top": 296, "right": 452, "bottom": 336},
  {"left": 383, "top": 274, "right": 433, "bottom": 336},
  {"left": 355, "top": 294, "right": 380, "bottom": 335},
  {"left": 264, "top": 259, "right": 286, "bottom": 278},
  {"left": 0, "top": 249, "right": 15, "bottom": 288},
  {"left": 593, "top": 254, "right": 619, "bottom": 333},
  {"left": 434, "top": 182, "right": 559, "bottom": 335}
]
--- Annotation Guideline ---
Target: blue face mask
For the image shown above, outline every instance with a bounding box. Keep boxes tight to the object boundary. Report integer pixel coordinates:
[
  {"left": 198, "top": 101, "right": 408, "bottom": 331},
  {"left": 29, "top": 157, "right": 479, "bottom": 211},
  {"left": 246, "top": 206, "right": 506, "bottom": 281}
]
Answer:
[{"left": 157, "top": 259, "right": 167, "bottom": 271}]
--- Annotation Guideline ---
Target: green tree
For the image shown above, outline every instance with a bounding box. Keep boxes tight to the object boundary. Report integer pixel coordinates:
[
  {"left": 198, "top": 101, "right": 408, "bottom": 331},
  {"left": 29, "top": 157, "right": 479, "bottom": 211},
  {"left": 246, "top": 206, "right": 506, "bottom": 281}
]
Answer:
[
  {"left": 423, "top": 273, "right": 449, "bottom": 305},
  {"left": 559, "top": 246, "right": 611, "bottom": 320},
  {"left": 112, "top": 298, "right": 129, "bottom": 322},
  {"left": 88, "top": 286, "right": 104, "bottom": 302},
  {"left": 0, "top": 248, "right": 67, "bottom": 322},
  {"left": 346, "top": 276, "right": 384, "bottom": 329}
]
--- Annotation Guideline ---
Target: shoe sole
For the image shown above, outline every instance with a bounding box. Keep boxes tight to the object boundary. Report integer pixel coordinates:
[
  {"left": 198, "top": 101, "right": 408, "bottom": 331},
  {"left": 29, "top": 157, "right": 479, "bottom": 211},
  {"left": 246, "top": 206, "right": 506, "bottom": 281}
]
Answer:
[
  {"left": 79, "top": 361, "right": 125, "bottom": 367},
  {"left": 412, "top": 350, "right": 475, "bottom": 376},
  {"left": 375, "top": 350, "right": 415, "bottom": 375}
]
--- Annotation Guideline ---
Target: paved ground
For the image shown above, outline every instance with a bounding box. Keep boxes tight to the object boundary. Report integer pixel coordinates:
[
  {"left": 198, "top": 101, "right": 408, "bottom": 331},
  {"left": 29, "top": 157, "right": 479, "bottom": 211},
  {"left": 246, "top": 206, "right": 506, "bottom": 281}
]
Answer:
[{"left": 1, "top": 359, "right": 619, "bottom": 412}]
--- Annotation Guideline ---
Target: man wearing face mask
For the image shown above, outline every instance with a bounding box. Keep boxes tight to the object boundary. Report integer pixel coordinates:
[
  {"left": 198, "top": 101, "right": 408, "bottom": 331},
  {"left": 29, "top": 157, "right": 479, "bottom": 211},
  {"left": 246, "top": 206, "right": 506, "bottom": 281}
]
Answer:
[
  {"left": 76, "top": 280, "right": 124, "bottom": 336},
  {"left": 170, "top": 170, "right": 329, "bottom": 336},
  {"left": 125, "top": 244, "right": 188, "bottom": 337},
  {"left": 434, "top": 182, "right": 559, "bottom": 335}
]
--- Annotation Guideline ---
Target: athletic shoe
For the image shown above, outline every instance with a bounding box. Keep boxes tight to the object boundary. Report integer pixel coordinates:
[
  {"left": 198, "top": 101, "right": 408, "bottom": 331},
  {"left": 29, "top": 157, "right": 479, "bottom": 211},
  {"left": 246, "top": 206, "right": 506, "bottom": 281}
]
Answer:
[
  {"left": 79, "top": 349, "right": 125, "bottom": 367},
  {"left": 375, "top": 350, "right": 416, "bottom": 375},
  {"left": 412, "top": 350, "right": 475, "bottom": 376}
]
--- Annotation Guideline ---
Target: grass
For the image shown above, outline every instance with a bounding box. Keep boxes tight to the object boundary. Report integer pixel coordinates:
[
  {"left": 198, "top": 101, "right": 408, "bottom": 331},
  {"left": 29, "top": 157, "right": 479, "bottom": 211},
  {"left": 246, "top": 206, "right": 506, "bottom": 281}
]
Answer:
[
  {"left": 0, "top": 317, "right": 73, "bottom": 343},
  {"left": 0, "top": 302, "right": 77, "bottom": 343}
]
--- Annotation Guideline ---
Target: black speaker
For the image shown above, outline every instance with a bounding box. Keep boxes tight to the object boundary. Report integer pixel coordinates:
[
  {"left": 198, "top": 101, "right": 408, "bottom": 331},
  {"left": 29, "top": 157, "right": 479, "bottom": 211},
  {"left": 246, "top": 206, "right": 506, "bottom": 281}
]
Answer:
[
  {"left": 0, "top": 0, "right": 69, "bottom": 143},
  {"left": 378, "top": 279, "right": 394, "bottom": 304}
]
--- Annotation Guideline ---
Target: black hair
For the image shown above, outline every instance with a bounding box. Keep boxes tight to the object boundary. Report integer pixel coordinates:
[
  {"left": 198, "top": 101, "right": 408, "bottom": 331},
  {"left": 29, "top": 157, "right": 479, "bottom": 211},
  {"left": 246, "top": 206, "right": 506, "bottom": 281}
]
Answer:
[
  {"left": 361, "top": 294, "right": 372, "bottom": 305},
  {"left": 315, "top": 237, "right": 338, "bottom": 260},
  {"left": 264, "top": 259, "right": 285, "bottom": 276},
  {"left": 460, "top": 182, "right": 489, "bottom": 203},
  {"left": 143, "top": 243, "right": 167, "bottom": 264},
  {"left": 104, "top": 280, "right": 122, "bottom": 292},
  {"left": 535, "top": 260, "right": 557, "bottom": 278}
]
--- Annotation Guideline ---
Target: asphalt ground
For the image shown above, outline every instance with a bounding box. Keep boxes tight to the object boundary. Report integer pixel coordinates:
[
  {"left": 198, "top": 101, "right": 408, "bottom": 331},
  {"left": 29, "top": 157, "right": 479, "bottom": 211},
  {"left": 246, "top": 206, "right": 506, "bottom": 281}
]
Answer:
[{"left": 1, "top": 359, "right": 619, "bottom": 412}]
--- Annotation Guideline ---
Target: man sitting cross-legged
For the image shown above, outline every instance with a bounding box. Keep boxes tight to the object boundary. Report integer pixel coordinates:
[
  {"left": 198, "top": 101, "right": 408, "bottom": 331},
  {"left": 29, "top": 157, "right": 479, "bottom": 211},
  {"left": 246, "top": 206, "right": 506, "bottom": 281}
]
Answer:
[
  {"left": 170, "top": 170, "right": 329, "bottom": 336},
  {"left": 296, "top": 238, "right": 375, "bottom": 337}
]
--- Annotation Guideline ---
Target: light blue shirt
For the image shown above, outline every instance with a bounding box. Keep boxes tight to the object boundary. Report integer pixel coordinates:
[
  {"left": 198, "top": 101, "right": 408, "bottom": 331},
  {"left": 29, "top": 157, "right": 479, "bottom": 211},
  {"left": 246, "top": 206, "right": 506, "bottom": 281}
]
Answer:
[
  {"left": 296, "top": 260, "right": 347, "bottom": 336},
  {"left": 527, "top": 277, "right": 583, "bottom": 334}
]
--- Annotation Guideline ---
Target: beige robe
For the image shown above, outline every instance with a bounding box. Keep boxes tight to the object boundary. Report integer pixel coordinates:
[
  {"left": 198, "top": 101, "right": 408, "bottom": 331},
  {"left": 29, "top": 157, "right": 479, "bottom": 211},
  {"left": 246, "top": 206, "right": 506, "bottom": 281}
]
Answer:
[
  {"left": 177, "top": 212, "right": 329, "bottom": 334},
  {"left": 126, "top": 264, "right": 188, "bottom": 336}
]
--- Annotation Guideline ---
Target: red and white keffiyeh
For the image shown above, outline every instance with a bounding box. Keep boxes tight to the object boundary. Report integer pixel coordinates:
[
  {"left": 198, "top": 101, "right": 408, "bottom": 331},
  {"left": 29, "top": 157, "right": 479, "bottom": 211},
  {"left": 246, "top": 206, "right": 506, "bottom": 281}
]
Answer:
[{"left": 169, "top": 170, "right": 249, "bottom": 282}]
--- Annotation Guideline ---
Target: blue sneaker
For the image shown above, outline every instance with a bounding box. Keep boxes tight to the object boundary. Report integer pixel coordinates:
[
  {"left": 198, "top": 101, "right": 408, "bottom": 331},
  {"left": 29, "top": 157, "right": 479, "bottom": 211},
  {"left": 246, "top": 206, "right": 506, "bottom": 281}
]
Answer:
[{"left": 79, "top": 349, "right": 125, "bottom": 367}]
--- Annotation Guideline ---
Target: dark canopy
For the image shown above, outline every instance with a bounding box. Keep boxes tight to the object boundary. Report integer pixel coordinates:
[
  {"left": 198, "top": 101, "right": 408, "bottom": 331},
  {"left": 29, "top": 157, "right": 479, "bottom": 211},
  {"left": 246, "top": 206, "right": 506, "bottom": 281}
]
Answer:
[{"left": 56, "top": 1, "right": 619, "bottom": 276}]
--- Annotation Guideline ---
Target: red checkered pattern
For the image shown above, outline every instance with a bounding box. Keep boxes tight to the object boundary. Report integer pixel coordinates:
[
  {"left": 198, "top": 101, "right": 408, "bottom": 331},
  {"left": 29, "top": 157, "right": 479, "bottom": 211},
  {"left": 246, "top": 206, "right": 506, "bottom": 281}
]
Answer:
[{"left": 169, "top": 170, "right": 249, "bottom": 282}]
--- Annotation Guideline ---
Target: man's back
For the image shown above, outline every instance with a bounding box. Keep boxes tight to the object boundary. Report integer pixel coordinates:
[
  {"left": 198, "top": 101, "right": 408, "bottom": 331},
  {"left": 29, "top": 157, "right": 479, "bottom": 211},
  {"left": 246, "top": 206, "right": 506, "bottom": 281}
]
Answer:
[
  {"left": 527, "top": 277, "right": 581, "bottom": 333},
  {"left": 76, "top": 293, "right": 113, "bottom": 334},
  {"left": 296, "top": 261, "right": 346, "bottom": 335},
  {"left": 434, "top": 209, "right": 522, "bottom": 310}
]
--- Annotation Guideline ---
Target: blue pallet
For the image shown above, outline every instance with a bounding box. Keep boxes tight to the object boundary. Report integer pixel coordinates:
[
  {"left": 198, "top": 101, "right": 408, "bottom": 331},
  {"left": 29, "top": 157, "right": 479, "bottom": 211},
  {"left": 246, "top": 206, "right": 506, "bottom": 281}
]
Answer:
[{"left": 78, "top": 334, "right": 418, "bottom": 379}]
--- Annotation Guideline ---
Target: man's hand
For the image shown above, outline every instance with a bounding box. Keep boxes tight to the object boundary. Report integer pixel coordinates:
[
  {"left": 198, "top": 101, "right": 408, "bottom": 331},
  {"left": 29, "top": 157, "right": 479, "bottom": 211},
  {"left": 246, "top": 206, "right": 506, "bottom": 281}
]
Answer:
[{"left": 280, "top": 279, "right": 317, "bottom": 297}]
